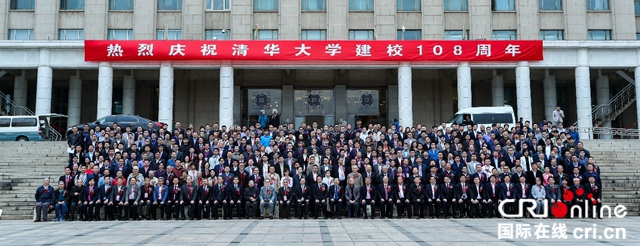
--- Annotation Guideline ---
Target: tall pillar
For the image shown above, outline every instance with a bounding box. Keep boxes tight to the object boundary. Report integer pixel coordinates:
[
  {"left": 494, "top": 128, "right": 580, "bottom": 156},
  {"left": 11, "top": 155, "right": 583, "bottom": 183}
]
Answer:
[
  {"left": 158, "top": 64, "right": 174, "bottom": 131},
  {"left": 335, "top": 85, "right": 347, "bottom": 124},
  {"left": 97, "top": 63, "right": 113, "bottom": 120},
  {"left": 387, "top": 85, "right": 399, "bottom": 127},
  {"left": 575, "top": 49, "right": 592, "bottom": 140},
  {"left": 67, "top": 74, "right": 82, "bottom": 128},
  {"left": 457, "top": 62, "right": 472, "bottom": 111},
  {"left": 219, "top": 65, "right": 234, "bottom": 129},
  {"left": 596, "top": 73, "right": 611, "bottom": 138},
  {"left": 122, "top": 75, "right": 136, "bottom": 115},
  {"left": 13, "top": 70, "right": 28, "bottom": 108},
  {"left": 233, "top": 86, "right": 242, "bottom": 126},
  {"left": 398, "top": 63, "right": 413, "bottom": 128},
  {"left": 491, "top": 70, "right": 504, "bottom": 106},
  {"left": 636, "top": 65, "right": 640, "bottom": 132},
  {"left": 516, "top": 61, "right": 532, "bottom": 122},
  {"left": 543, "top": 70, "right": 557, "bottom": 122},
  {"left": 36, "top": 49, "right": 52, "bottom": 116}
]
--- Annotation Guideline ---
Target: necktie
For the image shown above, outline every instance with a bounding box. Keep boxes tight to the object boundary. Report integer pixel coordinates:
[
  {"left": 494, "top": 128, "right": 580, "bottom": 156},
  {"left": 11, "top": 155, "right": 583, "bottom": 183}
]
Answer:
[{"left": 385, "top": 184, "right": 388, "bottom": 199}]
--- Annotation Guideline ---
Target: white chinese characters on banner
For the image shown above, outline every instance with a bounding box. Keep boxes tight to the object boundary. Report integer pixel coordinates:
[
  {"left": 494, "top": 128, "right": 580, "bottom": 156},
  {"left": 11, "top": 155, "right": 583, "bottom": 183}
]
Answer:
[
  {"left": 232, "top": 44, "right": 249, "bottom": 56},
  {"left": 201, "top": 44, "right": 217, "bottom": 56},
  {"left": 264, "top": 44, "right": 280, "bottom": 56},
  {"left": 505, "top": 44, "right": 521, "bottom": 57},
  {"left": 325, "top": 44, "right": 341, "bottom": 56},
  {"left": 476, "top": 44, "right": 491, "bottom": 57},
  {"left": 356, "top": 44, "right": 372, "bottom": 57},
  {"left": 168, "top": 44, "right": 186, "bottom": 56},
  {"left": 138, "top": 44, "right": 154, "bottom": 56},
  {"left": 107, "top": 44, "right": 123, "bottom": 57},
  {"left": 295, "top": 44, "right": 311, "bottom": 56}
]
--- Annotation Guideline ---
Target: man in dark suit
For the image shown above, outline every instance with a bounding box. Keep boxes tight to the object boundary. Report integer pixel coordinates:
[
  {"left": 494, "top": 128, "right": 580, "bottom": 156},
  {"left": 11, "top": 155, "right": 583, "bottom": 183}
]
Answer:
[
  {"left": 439, "top": 176, "right": 456, "bottom": 218},
  {"left": 515, "top": 176, "right": 530, "bottom": 218},
  {"left": 363, "top": 165, "right": 378, "bottom": 187},
  {"left": 499, "top": 175, "right": 515, "bottom": 215},
  {"left": 227, "top": 176, "right": 243, "bottom": 219},
  {"left": 408, "top": 176, "right": 424, "bottom": 219},
  {"left": 111, "top": 177, "right": 128, "bottom": 220},
  {"left": 469, "top": 177, "right": 484, "bottom": 218},
  {"left": 360, "top": 177, "right": 378, "bottom": 219},
  {"left": 278, "top": 178, "right": 293, "bottom": 219},
  {"left": 59, "top": 167, "right": 75, "bottom": 191},
  {"left": 378, "top": 176, "right": 393, "bottom": 219},
  {"left": 248, "top": 167, "right": 264, "bottom": 190},
  {"left": 483, "top": 175, "right": 500, "bottom": 218},
  {"left": 526, "top": 162, "right": 543, "bottom": 185},
  {"left": 328, "top": 178, "right": 344, "bottom": 219},
  {"left": 570, "top": 177, "right": 586, "bottom": 216},
  {"left": 198, "top": 178, "right": 212, "bottom": 219},
  {"left": 166, "top": 177, "right": 183, "bottom": 220},
  {"left": 545, "top": 176, "right": 561, "bottom": 209},
  {"left": 311, "top": 176, "right": 328, "bottom": 219},
  {"left": 211, "top": 176, "right": 227, "bottom": 220},
  {"left": 585, "top": 176, "right": 602, "bottom": 219},
  {"left": 454, "top": 176, "right": 470, "bottom": 218},
  {"left": 425, "top": 176, "right": 441, "bottom": 218},
  {"left": 393, "top": 176, "right": 411, "bottom": 218},
  {"left": 294, "top": 177, "right": 310, "bottom": 219},
  {"left": 243, "top": 179, "right": 260, "bottom": 219},
  {"left": 80, "top": 178, "right": 99, "bottom": 221},
  {"left": 95, "top": 176, "right": 112, "bottom": 220},
  {"left": 138, "top": 177, "right": 155, "bottom": 220},
  {"left": 153, "top": 177, "right": 168, "bottom": 220}
]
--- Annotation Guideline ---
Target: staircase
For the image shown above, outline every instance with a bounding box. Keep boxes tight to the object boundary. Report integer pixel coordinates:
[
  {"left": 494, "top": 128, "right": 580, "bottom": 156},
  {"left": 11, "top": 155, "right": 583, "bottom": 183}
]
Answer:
[
  {"left": 0, "top": 142, "right": 68, "bottom": 220},
  {"left": 591, "top": 83, "right": 636, "bottom": 127},
  {"left": 0, "top": 90, "right": 64, "bottom": 141},
  {"left": 581, "top": 139, "right": 640, "bottom": 216}
]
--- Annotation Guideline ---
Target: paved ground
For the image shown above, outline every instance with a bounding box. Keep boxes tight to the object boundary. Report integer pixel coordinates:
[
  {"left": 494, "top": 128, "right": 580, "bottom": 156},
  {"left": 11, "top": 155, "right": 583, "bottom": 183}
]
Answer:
[{"left": 0, "top": 217, "right": 638, "bottom": 245}]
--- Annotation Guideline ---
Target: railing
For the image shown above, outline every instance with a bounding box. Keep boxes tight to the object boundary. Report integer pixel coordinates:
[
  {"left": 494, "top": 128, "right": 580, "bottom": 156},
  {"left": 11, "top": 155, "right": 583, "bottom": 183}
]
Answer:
[
  {"left": 48, "top": 126, "right": 63, "bottom": 141},
  {"left": 578, "top": 127, "right": 640, "bottom": 139},
  {"left": 0, "top": 90, "right": 34, "bottom": 116},
  {"left": 591, "top": 83, "right": 636, "bottom": 124}
]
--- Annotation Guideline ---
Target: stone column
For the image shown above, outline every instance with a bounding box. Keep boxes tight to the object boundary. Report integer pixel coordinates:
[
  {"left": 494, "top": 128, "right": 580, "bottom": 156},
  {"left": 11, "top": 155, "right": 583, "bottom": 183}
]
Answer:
[
  {"left": 636, "top": 65, "right": 640, "bottom": 132},
  {"left": 13, "top": 70, "right": 28, "bottom": 108},
  {"left": 491, "top": 70, "right": 504, "bottom": 106},
  {"left": 122, "top": 75, "right": 136, "bottom": 115},
  {"left": 543, "top": 70, "right": 557, "bottom": 122},
  {"left": 97, "top": 62, "right": 113, "bottom": 120},
  {"left": 398, "top": 63, "right": 413, "bottom": 128},
  {"left": 36, "top": 49, "right": 52, "bottom": 116},
  {"left": 219, "top": 65, "right": 234, "bottom": 128},
  {"left": 281, "top": 85, "right": 294, "bottom": 127},
  {"left": 516, "top": 61, "right": 532, "bottom": 122},
  {"left": 159, "top": 64, "right": 174, "bottom": 131},
  {"left": 335, "top": 85, "right": 347, "bottom": 124},
  {"left": 67, "top": 74, "right": 82, "bottom": 128},
  {"left": 575, "top": 49, "right": 592, "bottom": 140},
  {"left": 596, "top": 73, "right": 611, "bottom": 138},
  {"left": 457, "top": 62, "right": 472, "bottom": 111}
]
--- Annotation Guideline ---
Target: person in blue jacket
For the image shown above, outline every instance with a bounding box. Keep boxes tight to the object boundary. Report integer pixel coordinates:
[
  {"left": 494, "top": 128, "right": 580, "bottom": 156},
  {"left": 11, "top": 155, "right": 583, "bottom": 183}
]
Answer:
[{"left": 258, "top": 110, "right": 269, "bottom": 129}]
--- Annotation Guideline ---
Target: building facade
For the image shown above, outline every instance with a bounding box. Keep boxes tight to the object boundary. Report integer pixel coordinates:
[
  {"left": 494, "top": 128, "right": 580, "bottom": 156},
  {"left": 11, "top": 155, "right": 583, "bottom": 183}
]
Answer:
[{"left": 1, "top": 0, "right": 640, "bottom": 140}]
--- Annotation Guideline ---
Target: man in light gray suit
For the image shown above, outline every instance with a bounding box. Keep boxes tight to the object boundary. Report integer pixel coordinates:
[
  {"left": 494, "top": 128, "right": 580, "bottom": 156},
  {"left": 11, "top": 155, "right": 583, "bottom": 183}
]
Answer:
[
  {"left": 124, "top": 177, "right": 141, "bottom": 220},
  {"left": 260, "top": 179, "right": 277, "bottom": 219},
  {"left": 345, "top": 178, "right": 360, "bottom": 219}
]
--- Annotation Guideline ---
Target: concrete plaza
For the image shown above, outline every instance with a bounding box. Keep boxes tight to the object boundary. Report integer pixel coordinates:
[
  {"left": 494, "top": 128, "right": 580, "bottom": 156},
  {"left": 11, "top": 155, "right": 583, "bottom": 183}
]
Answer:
[{"left": 0, "top": 217, "right": 638, "bottom": 245}]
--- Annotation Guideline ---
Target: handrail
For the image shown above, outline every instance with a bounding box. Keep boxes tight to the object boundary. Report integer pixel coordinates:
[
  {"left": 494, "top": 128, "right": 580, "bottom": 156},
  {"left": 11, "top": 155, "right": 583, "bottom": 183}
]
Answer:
[
  {"left": 577, "top": 127, "right": 640, "bottom": 139},
  {"left": 0, "top": 90, "right": 35, "bottom": 116},
  {"left": 591, "top": 83, "right": 636, "bottom": 124}
]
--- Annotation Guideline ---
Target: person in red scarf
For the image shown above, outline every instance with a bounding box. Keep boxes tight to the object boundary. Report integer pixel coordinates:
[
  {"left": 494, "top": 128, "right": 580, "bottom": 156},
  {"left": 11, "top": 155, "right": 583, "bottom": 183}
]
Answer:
[
  {"left": 138, "top": 177, "right": 154, "bottom": 220},
  {"left": 294, "top": 177, "right": 310, "bottom": 219},
  {"left": 80, "top": 178, "right": 98, "bottom": 221},
  {"left": 181, "top": 175, "right": 198, "bottom": 220},
  {"left": 198, "top": 178, "right": 212, "bottom": 219},
  {"left": 278, "top": 178, "right": 293, "bottom": 219},
  {"left": 328, "top": 178, "right": 344, "bottom": 219},
  {"left": 166, "top": 177, "right": 183, "bottom": 220},
  {"left": 259, "top": 179, "right": 276, "bottom": 219}
]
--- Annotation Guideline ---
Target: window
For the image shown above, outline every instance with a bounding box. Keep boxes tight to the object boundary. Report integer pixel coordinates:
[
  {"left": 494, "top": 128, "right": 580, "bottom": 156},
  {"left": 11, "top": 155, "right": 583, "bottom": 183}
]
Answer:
[
  {"left": 397, "top": 29, "right": 421, "bottom": 40},
  {"left": 158, "top": 0, "right": 182, "bottom": 10},
  {"left": 205, "top": 29, "right": 230, "bottom": 40},
  {"left": 397, "top": 0, "right": 421, "bottom": 11},
  {"left": 587, "top": 30, "right": 611, "bottom": 40},
  {"left": 493, "top": 113, "right": 513, "bottom": 123},
  {"left": 207, "top": 0, "right": 230, "bottom": 10},
  {"left": 635, "top": 0, "right": 640, "bottom": 15},
  {"left": 301, "top": 30, "right": 326, "bottom": 40},
  {"left": 302, "top": 0, "right": 326, "bottom": 11},
  {"left": 350, "top": 0, "right": 373, "bottom": 11},
  {"left": 10, "top": 0, "right": 35, "bottom": 10},
  {"left": 539, "top": 0, "right": 562, "bottom": 10},
  {"left": 444, "top": 30, "right": 469, "bottom": 40},
  {"left": 0, "top": 119, "right": 10, "bottom": 127},
  {"left": 254, "top": 29, "right": 278, "bottom": 40},
  {"left": 107, "top": 29, "right": 133, "bottom": 40},
  {"left": 473, "top": 114, "right": 493, "bottom": 124},
  {"left": 586, "top": 0, "right": 609, "bottom": 11},
  {"left": 636, "top": 33, "right": 640, "bottom": 40},
  {"left": 539, "top": 30, "right": 563, "bottom": 40},
  {"left": 157, "top": 30, "right": 183, "bottom": 40},
  {"left": 11, "top": 118, "right": 37, "bottom": 127},
  {"left": 8, "top": 29, "right": 34, "bottom": 40},
  {"left": 110, "top": 0, "right": 134, "bottom": 10},
  {"left": 254, "top": 0, "right": 278, "bottom": 11},
  {"left": 349, "top": 30, "right": 374, "bottom": 40},
  {"left": 444, "top": 0, "right": 468, "bottom": 11},
  {"left": 59, "top": 29, "right": 84, "bottom": 40},
  {"left": 492, "top": 0, "right": 515, "bottom": 11},
  {"left": 60, "top": 0, "right": 85, "bottom": 10},
  {"left": 492, "top": 30, "right": 517, "bottom": 40}
]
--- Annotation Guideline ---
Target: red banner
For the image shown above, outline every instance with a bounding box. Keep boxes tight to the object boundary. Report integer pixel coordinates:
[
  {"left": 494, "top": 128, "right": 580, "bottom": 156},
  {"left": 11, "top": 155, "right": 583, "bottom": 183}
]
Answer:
[{"left": 84, "top": 40, "right": 543, "bottom": 62}]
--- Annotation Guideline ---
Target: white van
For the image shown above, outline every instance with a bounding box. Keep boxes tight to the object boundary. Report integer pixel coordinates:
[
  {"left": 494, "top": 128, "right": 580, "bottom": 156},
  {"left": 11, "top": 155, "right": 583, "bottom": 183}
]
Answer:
[
  {"left": 0, "top": 115, "right": 50, "bottom": 141},
  {"left": 445, "top": 106, "right": 516, "bottom": 129}
]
